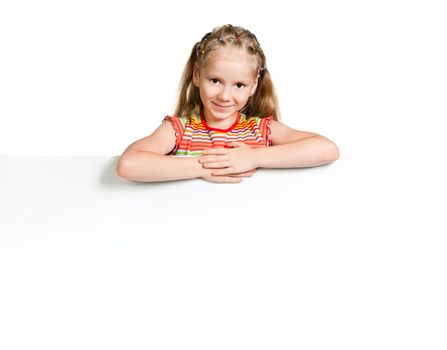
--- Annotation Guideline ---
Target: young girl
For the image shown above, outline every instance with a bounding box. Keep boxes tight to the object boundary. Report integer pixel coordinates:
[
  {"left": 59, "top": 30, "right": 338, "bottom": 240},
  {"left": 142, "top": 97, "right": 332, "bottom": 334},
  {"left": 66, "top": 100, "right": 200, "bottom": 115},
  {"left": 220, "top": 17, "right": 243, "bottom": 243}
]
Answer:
[{"left": 117, "top": 24, "right": 339, "bottom": 183}]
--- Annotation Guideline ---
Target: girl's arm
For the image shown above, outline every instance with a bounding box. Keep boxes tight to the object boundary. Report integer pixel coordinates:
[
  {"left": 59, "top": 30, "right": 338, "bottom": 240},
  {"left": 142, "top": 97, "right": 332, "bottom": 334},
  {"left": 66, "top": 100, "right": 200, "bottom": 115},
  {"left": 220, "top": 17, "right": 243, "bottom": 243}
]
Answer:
[
  {"left": 116, "top": 121, "right": 253, "bottom": 183},
  {"left": 198, "top": 120, "right": 339, "bottom": 175},
  {"left": 253, "top": 120, "right": 340, "bottom": 168},
  {"left": 116, "top": 120, "right": 197, "bottom": 182}
]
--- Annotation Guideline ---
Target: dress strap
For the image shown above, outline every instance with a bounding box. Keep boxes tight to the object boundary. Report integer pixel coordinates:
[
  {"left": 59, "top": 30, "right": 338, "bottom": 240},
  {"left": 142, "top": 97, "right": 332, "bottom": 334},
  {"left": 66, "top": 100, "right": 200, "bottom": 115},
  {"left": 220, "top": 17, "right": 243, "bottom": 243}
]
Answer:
[
  {"left": 259, "top": 116, "right": 273, "bottom": 146},
  {"left": 163, "top": 116, "right": 184, "bottom": 155}
]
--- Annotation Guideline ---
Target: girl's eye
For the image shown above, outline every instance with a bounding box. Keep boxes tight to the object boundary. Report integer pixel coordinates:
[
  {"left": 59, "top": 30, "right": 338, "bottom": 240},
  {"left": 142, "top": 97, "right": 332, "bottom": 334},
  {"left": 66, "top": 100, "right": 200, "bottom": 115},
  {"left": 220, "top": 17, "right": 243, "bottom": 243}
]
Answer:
[
  {"left": 210, "top": 79, "right": 219, "bottom": 84},
  {"left": 236, "top": 83, "right": 245, "bottom": 89}
]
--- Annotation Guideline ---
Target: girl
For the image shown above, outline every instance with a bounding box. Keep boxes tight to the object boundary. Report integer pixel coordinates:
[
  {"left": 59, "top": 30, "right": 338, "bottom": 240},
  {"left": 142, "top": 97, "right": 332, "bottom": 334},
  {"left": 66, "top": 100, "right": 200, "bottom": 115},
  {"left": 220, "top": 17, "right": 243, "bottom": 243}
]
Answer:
[{"left": 116, "top": 24, "right": 339, "bottom": 183}]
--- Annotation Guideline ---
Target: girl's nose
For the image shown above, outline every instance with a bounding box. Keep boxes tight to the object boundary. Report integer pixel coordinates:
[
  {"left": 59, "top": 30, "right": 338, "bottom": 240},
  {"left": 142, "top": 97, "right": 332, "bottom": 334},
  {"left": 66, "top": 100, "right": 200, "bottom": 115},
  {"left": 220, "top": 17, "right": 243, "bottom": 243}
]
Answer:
[{"left": 218, "top": 86, "right": 231, "bottom": 101}]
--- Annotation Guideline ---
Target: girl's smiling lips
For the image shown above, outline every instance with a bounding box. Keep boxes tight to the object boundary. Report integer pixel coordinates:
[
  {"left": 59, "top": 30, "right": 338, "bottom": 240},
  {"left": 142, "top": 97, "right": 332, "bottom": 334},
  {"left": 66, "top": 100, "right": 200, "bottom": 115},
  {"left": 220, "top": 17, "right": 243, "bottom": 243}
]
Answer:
[{"left": 212, "top": 102, "right": 233, "bottom": 109}]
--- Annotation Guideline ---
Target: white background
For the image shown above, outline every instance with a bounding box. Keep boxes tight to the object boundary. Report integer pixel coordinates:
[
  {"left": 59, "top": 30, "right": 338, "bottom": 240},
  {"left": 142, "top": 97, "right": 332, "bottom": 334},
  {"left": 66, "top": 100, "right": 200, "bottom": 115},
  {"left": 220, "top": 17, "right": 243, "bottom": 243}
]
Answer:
[
  {"left": 1, "top": 2, "right": 447, "bottom": 350},
  {"left": 1, "top": 0, "right": 446, "bottom": 156},
  {"left": 1, "top": 154, "right": 446, "bottom": 349}
]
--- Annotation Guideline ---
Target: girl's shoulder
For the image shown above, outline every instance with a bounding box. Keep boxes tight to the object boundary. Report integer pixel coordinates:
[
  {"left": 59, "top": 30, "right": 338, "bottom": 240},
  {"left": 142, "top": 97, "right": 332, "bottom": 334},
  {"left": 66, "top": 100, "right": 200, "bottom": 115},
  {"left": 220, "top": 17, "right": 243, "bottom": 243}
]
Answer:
[
  {"left": 239, "top": 113, "right": 273, "bottom": 123},
  {"left": 238, "top": 113, "right": 273, "bottom": 145},
  {"left": 239, "top": 114, "right": 273, "bottom": 132},
  {"left": 165, "top": 113, "right": 201, "bottom": 129}
]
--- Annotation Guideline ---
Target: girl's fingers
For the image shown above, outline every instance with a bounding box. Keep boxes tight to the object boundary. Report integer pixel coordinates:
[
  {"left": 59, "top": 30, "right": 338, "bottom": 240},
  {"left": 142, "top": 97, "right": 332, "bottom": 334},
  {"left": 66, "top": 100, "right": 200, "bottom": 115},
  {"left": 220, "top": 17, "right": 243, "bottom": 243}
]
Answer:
[
  {"left": 203, "top": 161, "right": 229, "bottom": 169},
  {"left": 208, "top": 176, "right": 243, "bottom": 183},
  {"left": 230, "top": 173, "right": 253, "bottom": 178},
  {"left": 221, "top": 169, "right": 247, "bottom": 176},
  {"left": 213, "top": 168, "right": 256, "bottom": 176},
  {"left": 227, "top": 169, "right": 255, "bottom": 176},
  {"left": 207, "top": 169, "right": 257, "bottom": 182},
  {"left": 221, "top": 177, "right": 243, "bottom": 183},
  {"left": 198, "top": 156, "right": 228, "bottom": 164},
  {"left": 229, "top": 142, "right": 248, "bottom": 148}
]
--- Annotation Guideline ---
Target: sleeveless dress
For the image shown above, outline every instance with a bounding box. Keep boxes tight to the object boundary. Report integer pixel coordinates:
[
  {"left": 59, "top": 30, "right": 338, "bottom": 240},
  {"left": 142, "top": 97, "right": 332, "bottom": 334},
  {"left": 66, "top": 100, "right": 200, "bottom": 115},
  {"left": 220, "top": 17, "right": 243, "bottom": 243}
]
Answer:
[{"left": 163, "top": 112, "right": 273, "bottom": 156}]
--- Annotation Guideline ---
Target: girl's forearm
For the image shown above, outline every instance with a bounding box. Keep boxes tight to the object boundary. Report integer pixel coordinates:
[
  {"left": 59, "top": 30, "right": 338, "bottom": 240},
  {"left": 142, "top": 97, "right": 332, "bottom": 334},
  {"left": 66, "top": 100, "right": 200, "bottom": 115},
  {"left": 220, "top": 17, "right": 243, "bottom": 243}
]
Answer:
[
  {"left": 116, "top": 151, "right": 202, "bottom": 182},
  {"left": 253, "top": 136, "right": 340, "bottom": 168}
]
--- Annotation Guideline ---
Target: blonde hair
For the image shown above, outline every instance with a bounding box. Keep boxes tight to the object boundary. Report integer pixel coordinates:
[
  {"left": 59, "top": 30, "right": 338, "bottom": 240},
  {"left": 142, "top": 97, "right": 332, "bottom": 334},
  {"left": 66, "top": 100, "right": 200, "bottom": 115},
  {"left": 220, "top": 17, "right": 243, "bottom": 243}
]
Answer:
[{"left": 174, "top": 24, "right": 280, "bottom": 121}]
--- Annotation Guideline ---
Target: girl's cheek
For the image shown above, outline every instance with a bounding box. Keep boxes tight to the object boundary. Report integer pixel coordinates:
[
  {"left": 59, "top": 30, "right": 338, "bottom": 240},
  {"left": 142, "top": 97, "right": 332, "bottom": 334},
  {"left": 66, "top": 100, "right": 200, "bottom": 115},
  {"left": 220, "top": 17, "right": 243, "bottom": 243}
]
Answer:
[{"left": 206, "top": 85, "right": 219, "bottom": 94}]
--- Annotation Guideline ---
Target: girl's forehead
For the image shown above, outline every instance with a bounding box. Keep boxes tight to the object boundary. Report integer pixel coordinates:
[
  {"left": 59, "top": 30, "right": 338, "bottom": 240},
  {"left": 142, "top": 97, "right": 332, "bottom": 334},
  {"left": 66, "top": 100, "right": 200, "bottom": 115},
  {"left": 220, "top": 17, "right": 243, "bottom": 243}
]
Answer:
[
  {"left": 203, "top": 47, "right": 258, "bottom": 74},
  {"left": 210, "top": 46, "right": 251, "bottom": 60}
]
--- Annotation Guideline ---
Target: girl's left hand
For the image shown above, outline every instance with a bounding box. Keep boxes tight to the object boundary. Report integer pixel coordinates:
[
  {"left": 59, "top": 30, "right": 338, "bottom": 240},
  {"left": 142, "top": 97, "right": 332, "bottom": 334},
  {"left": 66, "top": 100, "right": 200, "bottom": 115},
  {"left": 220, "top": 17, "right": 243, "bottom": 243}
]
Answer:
[{"left": 198, "top": 142, "right": 258, "bottom": 176}]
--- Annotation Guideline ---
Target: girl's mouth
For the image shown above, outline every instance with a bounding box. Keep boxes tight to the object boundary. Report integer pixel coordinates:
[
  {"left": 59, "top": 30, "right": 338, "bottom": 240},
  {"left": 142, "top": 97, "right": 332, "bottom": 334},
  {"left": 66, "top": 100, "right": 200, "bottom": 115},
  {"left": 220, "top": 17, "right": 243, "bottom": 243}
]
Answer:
[{"left": 212, "top": 102, "right": 233, "bottom": 110}]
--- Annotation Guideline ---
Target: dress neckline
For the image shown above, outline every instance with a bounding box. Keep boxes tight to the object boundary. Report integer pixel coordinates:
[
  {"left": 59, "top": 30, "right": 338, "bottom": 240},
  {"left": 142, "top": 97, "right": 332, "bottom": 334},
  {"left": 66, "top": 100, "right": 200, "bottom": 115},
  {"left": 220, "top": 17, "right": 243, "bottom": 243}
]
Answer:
[{"left": 200, "top": 111, "right": 240, "bottom": 132}]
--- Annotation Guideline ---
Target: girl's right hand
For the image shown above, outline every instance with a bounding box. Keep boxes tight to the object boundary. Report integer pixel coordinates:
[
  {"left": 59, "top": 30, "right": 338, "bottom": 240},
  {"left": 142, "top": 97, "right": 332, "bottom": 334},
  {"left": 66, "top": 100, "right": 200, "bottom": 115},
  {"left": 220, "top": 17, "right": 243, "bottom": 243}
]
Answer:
[{"left": 200, "top": 168, "right": 257, "bottom": 183}]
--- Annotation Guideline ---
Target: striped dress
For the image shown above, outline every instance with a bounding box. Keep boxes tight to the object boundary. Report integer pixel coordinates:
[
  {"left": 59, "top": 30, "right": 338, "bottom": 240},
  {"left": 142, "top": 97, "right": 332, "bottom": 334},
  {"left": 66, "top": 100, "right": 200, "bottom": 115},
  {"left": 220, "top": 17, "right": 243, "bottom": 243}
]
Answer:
[{"left": 164, "top": 112, "right": 273, "bottom": 156}]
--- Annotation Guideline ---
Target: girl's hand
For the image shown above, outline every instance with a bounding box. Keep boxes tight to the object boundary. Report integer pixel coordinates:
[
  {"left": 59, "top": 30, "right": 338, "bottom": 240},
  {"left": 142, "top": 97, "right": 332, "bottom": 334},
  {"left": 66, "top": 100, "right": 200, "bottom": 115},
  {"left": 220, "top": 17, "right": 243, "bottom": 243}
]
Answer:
[
  {"left": 198, "top": 142, "right": 259, "bottom": 176},
  {"left": 200, "top": 168, "right": 257, "bottom": 183}
]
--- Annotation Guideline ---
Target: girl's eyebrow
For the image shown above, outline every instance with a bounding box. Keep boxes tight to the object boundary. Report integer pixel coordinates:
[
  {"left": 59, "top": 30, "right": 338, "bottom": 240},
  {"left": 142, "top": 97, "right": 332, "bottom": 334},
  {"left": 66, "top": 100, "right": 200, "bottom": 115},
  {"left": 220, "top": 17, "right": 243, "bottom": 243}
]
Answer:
[{"left": 206, "top": 73, "right": 251, "bottom": 84}]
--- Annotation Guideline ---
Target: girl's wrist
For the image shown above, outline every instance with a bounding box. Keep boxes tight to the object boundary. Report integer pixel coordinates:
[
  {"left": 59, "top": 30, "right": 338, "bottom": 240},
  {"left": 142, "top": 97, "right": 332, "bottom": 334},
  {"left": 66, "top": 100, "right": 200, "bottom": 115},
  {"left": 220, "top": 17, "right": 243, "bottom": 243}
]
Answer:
[
  {"left": 251, "top": 147, "right": 264, "bottom": 168},
  {"left": 170, "top": 155, "right": 206, "bottom": 179},
  {"left": 193, "top": 156, "right": 208, "bottom": 179}
]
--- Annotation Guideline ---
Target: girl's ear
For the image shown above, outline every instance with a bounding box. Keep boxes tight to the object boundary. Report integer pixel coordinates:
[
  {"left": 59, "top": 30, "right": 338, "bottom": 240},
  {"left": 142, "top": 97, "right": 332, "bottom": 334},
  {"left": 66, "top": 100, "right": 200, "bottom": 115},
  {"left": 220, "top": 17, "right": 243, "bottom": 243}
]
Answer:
[
  {"left": 249, "top": 75, "right": 259, "bottom": 96},
  {"left": 193, "top": 65, "right": 200, "bottom": 87}
]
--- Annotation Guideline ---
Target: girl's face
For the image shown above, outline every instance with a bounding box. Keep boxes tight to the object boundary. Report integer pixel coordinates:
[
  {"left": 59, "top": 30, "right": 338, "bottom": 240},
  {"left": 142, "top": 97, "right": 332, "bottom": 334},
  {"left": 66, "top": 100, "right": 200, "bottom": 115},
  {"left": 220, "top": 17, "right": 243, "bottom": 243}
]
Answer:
[{"left": 193, "top": 47, "right": 258, "bottom": 129}]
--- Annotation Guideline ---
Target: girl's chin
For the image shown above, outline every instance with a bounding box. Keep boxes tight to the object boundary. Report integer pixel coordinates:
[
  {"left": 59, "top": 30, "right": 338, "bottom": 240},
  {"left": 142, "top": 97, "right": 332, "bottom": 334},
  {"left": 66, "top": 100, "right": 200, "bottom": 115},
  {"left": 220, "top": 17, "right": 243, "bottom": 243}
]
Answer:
[
  {"left": 205, "top": 106, "right": 234, "bottom": 117},
  {"left": 207, "top": 111, "right": 236, "bottom": 121}
]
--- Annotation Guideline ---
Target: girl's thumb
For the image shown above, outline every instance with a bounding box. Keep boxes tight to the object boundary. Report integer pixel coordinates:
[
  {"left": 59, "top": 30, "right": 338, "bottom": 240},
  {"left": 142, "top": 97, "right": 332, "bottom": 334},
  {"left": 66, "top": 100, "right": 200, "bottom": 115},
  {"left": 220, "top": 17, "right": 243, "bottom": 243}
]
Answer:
[{"left": 231, "top": 142, "right": 243, "bottom": 147}]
